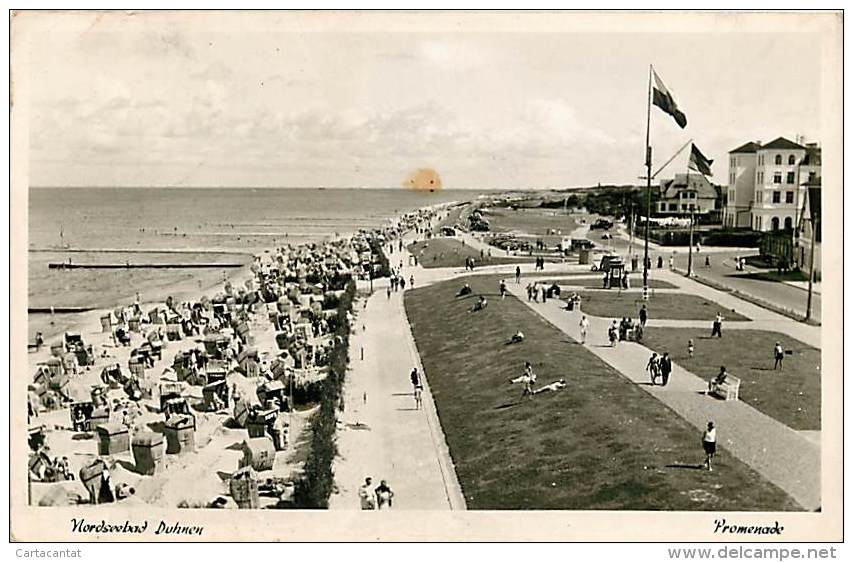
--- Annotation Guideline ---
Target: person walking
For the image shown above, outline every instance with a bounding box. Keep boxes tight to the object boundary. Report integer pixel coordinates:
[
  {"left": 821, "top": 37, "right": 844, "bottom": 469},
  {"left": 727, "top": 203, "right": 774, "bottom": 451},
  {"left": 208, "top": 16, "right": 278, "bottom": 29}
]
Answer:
[
  {"left": 702, "top": 422, "right": 717, "bottom": 471},
  {"left": 659, "top": 352, "right": 673, "bottom": 386},
  {"left": 608, "top": 320, "right": 618, "bottom": 347},
  {"left": 386, "top": 286, "right": 391, "bottom": 299},
  {"left": 687, "top": 338, "right": 695, "bottom": 359},
  {"left": 711, "top": 312, "right": 724, "bottom": 338},
  {"left": 704, "top": 255, "right": 711, "bottom": 268},
  {"left": 773, "top": 341, "right": 785, "bottom": 370},
  {"left": 646, "top": 352, "right": 660, "bottom": 385},
  {"left": 515, "top": 266, "right": 521, "bottom": 284},
  {"left": 668, "top": 255, "right": 674, "bottom": 269},
  {"left": 500, "top": 279, "right": 507, "bottom": 300},
  {"left": 409, "top": 275, "right": 415, "bottom": 288},
  {"left": 578, "top": 315, "right": 589, "bottom": 344},
  {"left": 639, "top": 304, "right": 648, "bottom": 328},
  {"left": 375, "top": 480, "right": 395, "bottom": 509}
]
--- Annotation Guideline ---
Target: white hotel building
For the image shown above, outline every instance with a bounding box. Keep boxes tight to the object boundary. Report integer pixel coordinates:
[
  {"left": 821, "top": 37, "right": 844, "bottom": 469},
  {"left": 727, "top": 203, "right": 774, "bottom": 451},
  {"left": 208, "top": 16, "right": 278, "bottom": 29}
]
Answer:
[{"left": 723, "top": 137, "right": 821, "bottom": 232}]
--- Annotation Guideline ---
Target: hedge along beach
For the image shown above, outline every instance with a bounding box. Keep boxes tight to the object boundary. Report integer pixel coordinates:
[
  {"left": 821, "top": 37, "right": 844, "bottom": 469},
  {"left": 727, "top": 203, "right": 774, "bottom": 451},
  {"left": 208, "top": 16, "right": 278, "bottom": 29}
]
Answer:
[{"left": 26, "top": 186, "right": 467, "bottom": 509}]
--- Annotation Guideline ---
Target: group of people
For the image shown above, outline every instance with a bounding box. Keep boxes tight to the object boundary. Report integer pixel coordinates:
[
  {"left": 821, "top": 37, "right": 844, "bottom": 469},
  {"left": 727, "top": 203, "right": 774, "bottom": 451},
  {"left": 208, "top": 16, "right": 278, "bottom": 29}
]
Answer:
[
  {"left": 610, "top": 317, "right": 642, "bottom": 344},
  {"left": 645, "top": 351, "right": 673, "bottom": 386},
  {"left": 509, "top": 361, "right": 566, "bottom": 400},
  {"left": 533, "top": 256, "right": 547, "bottom": 271},
  {"left": 525, "top": 281, "right": 560, "bottom": 303},
  {"left": 359, "top": 477, "right": 395, "bottom": 510}
]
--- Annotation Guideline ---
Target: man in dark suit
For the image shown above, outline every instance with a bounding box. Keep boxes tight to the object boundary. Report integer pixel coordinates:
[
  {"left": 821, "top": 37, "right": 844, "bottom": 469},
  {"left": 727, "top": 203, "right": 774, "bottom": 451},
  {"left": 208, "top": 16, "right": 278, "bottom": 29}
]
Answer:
[{"left": 659, "top": 352, "right": 673, "bottom": 386}]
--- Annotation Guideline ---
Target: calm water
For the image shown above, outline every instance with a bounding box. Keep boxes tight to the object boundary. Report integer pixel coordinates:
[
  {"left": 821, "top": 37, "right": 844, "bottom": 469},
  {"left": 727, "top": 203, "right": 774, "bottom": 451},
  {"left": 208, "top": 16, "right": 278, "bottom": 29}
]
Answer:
[{"left": 27, "top": 187, "right": 474, "bottom": 338}]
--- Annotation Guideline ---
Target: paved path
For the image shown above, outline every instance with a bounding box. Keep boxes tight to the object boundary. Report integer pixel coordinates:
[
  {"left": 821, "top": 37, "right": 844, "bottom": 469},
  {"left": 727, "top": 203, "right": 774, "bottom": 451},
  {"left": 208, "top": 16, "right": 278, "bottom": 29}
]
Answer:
[
  {"left": 505, "top": 277, "right": 820, "bottom": 510},
  {"left": 330, "top": 260, "right": 465, "bottom": 510}
]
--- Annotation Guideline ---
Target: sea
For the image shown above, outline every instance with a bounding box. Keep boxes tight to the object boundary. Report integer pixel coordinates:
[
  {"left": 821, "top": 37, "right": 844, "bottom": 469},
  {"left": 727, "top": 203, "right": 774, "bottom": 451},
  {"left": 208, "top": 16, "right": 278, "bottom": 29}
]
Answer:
[{"left": 27, "top": 187, "right": 476, "bottom": 339}]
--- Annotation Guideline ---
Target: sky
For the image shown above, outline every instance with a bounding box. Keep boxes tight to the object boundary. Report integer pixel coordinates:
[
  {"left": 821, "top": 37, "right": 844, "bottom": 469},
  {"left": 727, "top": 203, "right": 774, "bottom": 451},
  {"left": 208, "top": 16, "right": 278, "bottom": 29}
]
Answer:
[{"left": 21, "top": 12, "right": 833, "bottom": 189}]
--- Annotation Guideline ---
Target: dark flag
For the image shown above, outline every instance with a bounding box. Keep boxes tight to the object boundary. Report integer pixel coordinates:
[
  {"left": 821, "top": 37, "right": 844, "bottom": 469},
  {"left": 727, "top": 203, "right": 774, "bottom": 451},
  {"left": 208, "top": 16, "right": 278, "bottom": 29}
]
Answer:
[
  {"left": 689, "top": 143, "right": 714, "bottom": 176},
  {"left": 652, "top": 69, "right": 687, "bottom": 129}
]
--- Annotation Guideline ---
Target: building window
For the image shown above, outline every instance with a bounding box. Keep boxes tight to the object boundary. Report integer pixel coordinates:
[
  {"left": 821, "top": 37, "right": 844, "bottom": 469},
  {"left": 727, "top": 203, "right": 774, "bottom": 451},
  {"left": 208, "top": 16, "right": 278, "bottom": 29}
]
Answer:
[
  {"left": 772, "top": 191, "right": 781, "bottom": 204},
  {"left": 786, "top": 191, "right": 794, "bottom": 204},
  {"left": 755, "top": 191, "right": 761, "bottom": 203},
  {"left": 758, "top": 154, "right": 764, "bottom": 166},
  {"left": 681, "top": 204, "right": 688, "bottom": 211},
  {"left": 757, "top": 171, "right": 764, "bottom": 184},
  {"left": 788, "top": 155, "right": 796, "bottom": 165},
  {"left": 808, "top": 171, "right": 816, "bottom": 182},
  {"left": 669, "top": 203, "right": 677, "bottom": 211},
  {"left": 784, "top": 217, "right": 793, "bottom": 230},
  {"left": 775, "top": 154, "right": 782, "bottom": 165},
  {"left": 771, "top": 217, "right": 780, "bottom": 231},
  {"left": 786, "top": 171, "right": 795, "bottom": 184},
  {"left": 773, "top": 173, "right": 782, "bottom": 184}
]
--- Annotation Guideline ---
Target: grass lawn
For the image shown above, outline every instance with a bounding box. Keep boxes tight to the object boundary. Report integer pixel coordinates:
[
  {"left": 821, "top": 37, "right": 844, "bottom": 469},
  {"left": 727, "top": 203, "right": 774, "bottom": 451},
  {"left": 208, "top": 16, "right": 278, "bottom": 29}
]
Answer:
[
  {"left": 642, "top": 328, "right": 820, "bottom": 431},
  {"left": 404, "top": 275, "right": 799, "bottom": 510},
  {"left": 572, "top": 291, "right": 751, "bottom": 322},
  {"left": 408, "top": 238, "right": 531, "bottom": 269}
]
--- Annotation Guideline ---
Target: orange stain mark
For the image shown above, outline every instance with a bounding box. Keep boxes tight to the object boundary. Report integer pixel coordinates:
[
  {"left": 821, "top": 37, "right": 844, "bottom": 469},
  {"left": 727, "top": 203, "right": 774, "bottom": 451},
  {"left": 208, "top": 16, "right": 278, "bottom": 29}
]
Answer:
[{"left": 403, "top": 168, "right": 442, "bottom": 193}]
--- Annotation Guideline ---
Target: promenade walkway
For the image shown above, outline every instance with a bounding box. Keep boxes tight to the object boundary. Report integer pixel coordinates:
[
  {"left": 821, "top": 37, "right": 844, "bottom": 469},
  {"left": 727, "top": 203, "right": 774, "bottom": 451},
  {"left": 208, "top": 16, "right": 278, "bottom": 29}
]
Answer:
[
  {"left": 330, "top": 276, "right": 465, "bottom": 510},
  {"left": 505, "top": 275, "right": 820, "bottom": 511}
]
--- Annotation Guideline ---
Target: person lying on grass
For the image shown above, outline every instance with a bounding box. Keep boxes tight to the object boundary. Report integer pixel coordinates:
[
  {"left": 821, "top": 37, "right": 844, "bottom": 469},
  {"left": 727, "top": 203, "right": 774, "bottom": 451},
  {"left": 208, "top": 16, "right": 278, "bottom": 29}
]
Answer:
[
  {"left": 470, "top": 296, "right": 488, "bottom": 312},
  {"left": 457, "top": 283, "right": 472, "bottom": 297},
  {"left": 532, "top": 379, "right": 567, "bottom": 394},
  {"left": 509, "top": 330, "right": 525, "bottom": 344}
]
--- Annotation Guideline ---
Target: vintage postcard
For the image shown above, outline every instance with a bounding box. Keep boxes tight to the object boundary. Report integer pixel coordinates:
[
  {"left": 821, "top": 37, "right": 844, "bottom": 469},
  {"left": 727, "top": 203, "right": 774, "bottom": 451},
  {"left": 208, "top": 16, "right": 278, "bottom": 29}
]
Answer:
[{"left": 9, "top": 10, "right": 843, "bottom": 542}]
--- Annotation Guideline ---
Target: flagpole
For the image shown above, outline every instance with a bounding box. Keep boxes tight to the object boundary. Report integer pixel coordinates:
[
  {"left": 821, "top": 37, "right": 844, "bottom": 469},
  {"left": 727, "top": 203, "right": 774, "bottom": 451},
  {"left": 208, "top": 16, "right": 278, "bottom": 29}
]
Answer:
[
  {"left": 686, "top": 158, "right": 694, "bottom": 277},
  {"left": 643, "top": 64, "right": 653, "bottom": 301}
]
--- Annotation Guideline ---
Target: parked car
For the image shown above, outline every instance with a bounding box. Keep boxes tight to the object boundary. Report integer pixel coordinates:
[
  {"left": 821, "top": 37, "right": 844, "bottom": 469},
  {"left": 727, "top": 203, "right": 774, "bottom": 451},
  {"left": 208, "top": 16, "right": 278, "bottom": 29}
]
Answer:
[{"left": 590, "top": 218, "right": 613, "bottom": 231}]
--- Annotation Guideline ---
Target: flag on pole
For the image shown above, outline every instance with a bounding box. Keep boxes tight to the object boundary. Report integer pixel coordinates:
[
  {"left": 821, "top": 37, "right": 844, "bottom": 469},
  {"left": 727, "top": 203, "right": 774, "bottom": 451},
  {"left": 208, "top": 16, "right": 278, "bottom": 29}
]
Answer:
[
  {"left": 652, "top": 68, "right": 687, "bottom": 129},
  {"left": 688, "top": 143, "right": 713, "bottom": 176}
]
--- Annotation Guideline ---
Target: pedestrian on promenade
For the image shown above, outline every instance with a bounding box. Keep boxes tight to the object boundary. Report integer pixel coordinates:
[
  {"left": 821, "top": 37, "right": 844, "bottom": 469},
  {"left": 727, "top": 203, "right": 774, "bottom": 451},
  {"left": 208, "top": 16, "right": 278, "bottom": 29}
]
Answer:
[
  {"left": 375, "top": 480, "right": 395, "bottom": 509},
  {"left": 500, "top": 279, "right": 507, "bottom": 300},
  {"left": 659, "top": 352, "right": 672, "bottom": 386},
  {"left": 410, "top": 367, "right": 422, "bottom": 393},
  {"left": 515, "top": 266, "right": 521, "bottom": 284},
  {"left": 387, "top": 286, "right": 391, "bottom": 299},
  {"left": 579, "top": 315, "right": 589, "bottom": 344},
  {"left": 639, "top": 304, "right": 648, "bottom": 327},
  {"left": 705, "top": 255, "right": 711, "bottom": 268},
  {"left": 668, "top": 255, "right": 674, "bottom": 269},
  {"left": 702, "top": 422, "right": 717, "bottom": 471},
  {"left": 34, "top": 331, "right": 44, "bottom": 352},
  {"left": 409, "top": 275, "right": 414, "bottom": 288},
  {"left": 413, "top": 385, "right": 423, "bottom": 410},
  {"left": 657, "top": 255, "right": 663, "bottom": 269},
  {"left": 773, "top": 341, "right": 785, "bottom": 370},
  {"left": 711, "top": 312, "right": 724, "bottom": 338},
  {"left": 400, "top": 277, "right": 406, "bottom": 291},
  {"left": 608, "top": 321, "right": 618, "bottom": 347},
  {"left": 646, "top": 352, "right": 660, "bottom": 385},
  {"left": 687, "top": 339, "right": 695, "bottom": 359}
]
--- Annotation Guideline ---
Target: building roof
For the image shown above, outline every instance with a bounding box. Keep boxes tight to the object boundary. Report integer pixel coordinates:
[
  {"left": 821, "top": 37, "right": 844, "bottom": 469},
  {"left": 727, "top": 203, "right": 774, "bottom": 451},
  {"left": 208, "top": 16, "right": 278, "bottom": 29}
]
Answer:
[
  {"left": 759, "top": 137, "right": 805, "bottom": 151},
  {"left": 659, "top": 173, "right": 718, "bottom": 199},
  {"left": 729, "top": 141, "right": 761, "bottom": 154}
]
